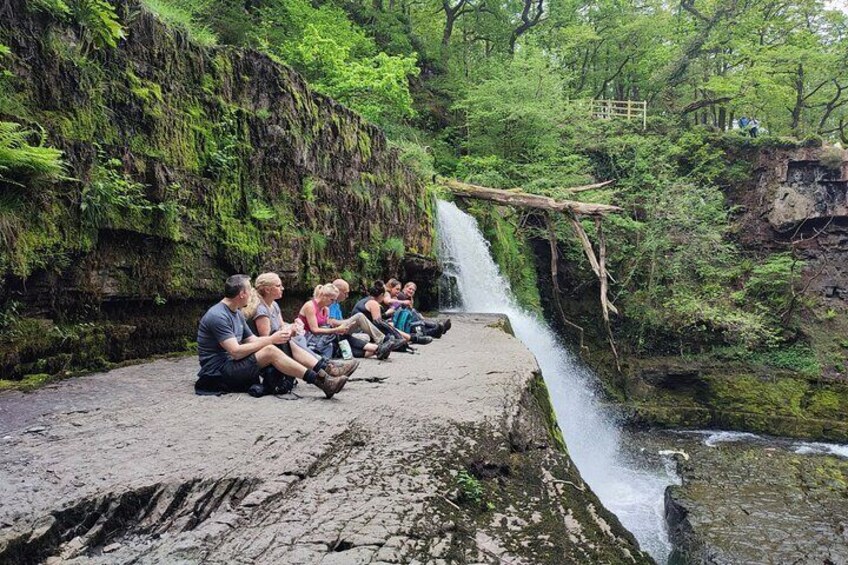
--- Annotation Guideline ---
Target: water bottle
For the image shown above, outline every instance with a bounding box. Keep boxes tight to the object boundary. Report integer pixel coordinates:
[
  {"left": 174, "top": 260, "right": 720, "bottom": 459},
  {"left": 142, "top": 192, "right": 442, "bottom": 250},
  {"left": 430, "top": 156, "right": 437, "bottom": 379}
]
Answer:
[{"left": 339, "top": 339, "right": 353, "bottom": 360}]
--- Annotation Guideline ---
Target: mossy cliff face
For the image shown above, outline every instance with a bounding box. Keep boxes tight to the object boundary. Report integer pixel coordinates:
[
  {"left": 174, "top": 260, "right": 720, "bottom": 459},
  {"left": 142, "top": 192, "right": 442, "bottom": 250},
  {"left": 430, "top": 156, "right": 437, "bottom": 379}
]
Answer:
[{"left": 0, "top": 0, "right": 436, "bottom": 381}]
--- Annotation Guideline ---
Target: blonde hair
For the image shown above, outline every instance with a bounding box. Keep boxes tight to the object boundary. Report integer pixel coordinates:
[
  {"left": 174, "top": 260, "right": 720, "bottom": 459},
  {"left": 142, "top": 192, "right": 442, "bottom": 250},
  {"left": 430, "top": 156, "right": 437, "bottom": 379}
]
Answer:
[
  {"left": 244, "top": 273, "right": 281, "bottom": 319},
  {"left": 313, "top": 283, "right": 339, "bottom": 300}
]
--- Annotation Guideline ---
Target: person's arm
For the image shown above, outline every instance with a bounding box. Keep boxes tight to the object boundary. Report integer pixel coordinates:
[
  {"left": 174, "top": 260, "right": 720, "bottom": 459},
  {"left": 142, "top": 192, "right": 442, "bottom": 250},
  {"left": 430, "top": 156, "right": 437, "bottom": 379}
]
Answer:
[
  {"left": 303, "top": 302, "right": 345, "bottom": 334},
  {"left": 254, "top": 316, "right": 272, "bottom": 337},
  {"left": 366, "top": 299, "right": 384, "bottom": 322}
]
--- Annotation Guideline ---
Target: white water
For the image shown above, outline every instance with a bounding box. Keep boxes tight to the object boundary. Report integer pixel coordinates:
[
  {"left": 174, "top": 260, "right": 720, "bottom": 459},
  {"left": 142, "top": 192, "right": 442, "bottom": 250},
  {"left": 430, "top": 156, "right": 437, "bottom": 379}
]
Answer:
[
  {"left": 794, "top": 441, "right": 848, "bottom": 458},
  {"left": 694, "top": 430, "right": 848, "bottom": 458},
  {"left": 436, "top": 200, "right": 677, "bottom": 562}
]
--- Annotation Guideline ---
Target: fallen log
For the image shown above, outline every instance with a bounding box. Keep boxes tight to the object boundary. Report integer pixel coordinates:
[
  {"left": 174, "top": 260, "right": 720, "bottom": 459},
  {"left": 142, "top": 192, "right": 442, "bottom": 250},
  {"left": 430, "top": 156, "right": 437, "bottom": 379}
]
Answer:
[{"left": 441, "top": 178, "right": 622, "bottom": 216}]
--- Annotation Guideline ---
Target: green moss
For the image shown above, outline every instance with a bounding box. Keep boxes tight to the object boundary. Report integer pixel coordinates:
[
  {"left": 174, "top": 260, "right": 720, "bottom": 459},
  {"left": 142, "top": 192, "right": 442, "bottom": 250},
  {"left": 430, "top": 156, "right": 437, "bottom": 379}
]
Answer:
[
  {"left": 302, "top": 176, "right": 317, "bottom": 201},
  {"left": 707, "top": 375, "right": 810, "bottom": 419},
  {"left": 529, "top": 372, "right": 567, "bottom": 453},
  {"left": 0, "top": 373, "right": 53, "bottom": 391}
]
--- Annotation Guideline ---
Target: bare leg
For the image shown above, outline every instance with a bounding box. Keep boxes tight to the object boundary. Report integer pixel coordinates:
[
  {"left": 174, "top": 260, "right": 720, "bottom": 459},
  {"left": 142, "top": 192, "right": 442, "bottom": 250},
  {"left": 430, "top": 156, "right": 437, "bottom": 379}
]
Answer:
[
  {"left": 255, "top": 345, "right": 308, "bottom": 379},
  {"left": 362, "top": 343, "right": 378, "bottom": 358}
]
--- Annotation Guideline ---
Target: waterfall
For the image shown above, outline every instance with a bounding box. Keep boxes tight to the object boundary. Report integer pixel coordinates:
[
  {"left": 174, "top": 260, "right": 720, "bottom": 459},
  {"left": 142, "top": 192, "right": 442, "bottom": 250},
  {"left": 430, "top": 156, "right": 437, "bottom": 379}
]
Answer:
[{"left": 436, "top": 199, "right": 677, "bottom": 562}]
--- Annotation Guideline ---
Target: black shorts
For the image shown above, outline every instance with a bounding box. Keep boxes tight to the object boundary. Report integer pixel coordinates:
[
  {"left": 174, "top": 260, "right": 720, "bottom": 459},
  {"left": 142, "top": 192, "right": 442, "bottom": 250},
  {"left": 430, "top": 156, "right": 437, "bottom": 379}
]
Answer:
[{"left": 195, "top": 354, "right": 261, "bottom": 393}]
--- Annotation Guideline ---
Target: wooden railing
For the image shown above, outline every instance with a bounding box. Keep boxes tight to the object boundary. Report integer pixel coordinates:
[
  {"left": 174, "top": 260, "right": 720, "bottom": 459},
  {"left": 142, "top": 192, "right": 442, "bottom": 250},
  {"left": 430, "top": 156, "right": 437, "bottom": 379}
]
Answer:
[{"left": 588, "top": 99, "right": 647, "bottom": 129}]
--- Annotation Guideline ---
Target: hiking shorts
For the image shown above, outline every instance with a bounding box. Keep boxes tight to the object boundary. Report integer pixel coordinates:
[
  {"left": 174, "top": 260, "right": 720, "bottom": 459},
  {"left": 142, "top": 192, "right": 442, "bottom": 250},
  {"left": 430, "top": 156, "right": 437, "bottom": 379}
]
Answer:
[{"left": 195, "top": 354, "right": 261, "bottom": 393}]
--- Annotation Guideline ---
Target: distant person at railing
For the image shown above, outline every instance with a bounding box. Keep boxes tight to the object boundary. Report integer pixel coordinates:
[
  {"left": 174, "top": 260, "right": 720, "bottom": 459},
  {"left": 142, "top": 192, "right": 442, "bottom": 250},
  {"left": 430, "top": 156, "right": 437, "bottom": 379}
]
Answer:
[
  {"left": 243, "top": 272, "right": 359, "bottom": 380},
  {"left": 749, "top": 118, "right": 759, "bottom": 138},
  {"left": 195, "top": 274, "right": 348, "bottom": 399}
]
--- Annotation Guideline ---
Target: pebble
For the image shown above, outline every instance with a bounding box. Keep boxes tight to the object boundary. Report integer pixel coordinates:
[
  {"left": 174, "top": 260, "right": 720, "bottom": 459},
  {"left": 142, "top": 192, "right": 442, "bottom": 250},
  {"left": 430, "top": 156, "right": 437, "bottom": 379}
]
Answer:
[{"left": 103, "top": 542, "right": 122, "bottom": 553}]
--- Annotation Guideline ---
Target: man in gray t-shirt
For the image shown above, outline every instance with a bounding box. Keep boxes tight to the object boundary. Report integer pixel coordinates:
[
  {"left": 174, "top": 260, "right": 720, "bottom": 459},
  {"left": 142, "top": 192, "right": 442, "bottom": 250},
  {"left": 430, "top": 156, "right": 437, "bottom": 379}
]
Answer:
[{"left": 194, "top": 275, "right": 348, "bottom": 399}]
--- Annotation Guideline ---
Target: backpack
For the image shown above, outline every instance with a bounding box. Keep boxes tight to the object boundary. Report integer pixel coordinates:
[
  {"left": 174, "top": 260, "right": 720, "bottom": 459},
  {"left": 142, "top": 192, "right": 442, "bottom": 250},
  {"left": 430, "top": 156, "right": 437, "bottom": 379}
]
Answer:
[
  {"left": 250, "top": 366, "right": 297, "bottom": 397},
  {"left": 392, "top": 308, "right": 415, "bottom": 333}
]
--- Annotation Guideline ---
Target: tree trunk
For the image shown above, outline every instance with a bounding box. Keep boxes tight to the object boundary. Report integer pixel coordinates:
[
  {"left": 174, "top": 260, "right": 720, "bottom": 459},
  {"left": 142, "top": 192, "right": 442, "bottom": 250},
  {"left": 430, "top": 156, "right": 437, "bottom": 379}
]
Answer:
[{"left": 791, "top": 63, "right": 804, "bottom": 134}]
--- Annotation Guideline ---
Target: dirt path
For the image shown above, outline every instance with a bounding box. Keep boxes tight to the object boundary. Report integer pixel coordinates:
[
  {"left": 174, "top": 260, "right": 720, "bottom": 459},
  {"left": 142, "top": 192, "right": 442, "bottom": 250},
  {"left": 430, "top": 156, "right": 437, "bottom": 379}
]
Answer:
[{"left": 0, "top": 314, "right": 648, "bottom": 564}]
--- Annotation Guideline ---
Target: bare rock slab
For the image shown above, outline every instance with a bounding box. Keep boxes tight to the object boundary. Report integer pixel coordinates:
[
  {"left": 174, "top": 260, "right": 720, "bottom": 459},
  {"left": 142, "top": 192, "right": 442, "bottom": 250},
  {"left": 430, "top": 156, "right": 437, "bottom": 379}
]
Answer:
[{"left": 0, "top": 314, "right": 649, "bottom": 564}]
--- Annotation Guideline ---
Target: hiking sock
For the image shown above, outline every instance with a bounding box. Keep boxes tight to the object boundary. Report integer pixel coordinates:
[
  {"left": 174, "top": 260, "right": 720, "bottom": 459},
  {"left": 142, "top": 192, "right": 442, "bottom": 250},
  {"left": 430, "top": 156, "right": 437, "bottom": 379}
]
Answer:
[
  {"left": 304, "top": 369, "right": 318, "bottom": 384},
  {"left": 312, "top": 357, "right": 328, "bottom": 372}
]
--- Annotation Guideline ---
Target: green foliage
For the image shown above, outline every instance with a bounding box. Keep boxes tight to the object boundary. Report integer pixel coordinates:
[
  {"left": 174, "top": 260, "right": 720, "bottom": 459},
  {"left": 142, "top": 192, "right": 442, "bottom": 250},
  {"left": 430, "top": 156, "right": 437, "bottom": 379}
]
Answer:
[
  {"left": 302, "top": 176, "right": 316, "bottom": 202},
  {"left": 753, "top": 344, "right": 822, "bottom": 377},
  {"left": 382, "top": 236, "right": 405, "bottom": 258},
  {"left": 80, "top": 156, "right": 183, "bottom": 240},
  {"left": 80, "top": 158, "right": 147, "bottom": 229},
  {"left": 734, "top": 253, "right": 799, "bottom": 314},
  {"left": 0, "top": 122, "right": 65, "bottom": 187},
  {"left": 27, "top": 0, "right": 71, "bottom": 17},
  {"left": 456, "top": 469, "right": 483, "bottom": 505},
  {"left": 456, "top": 50, "right": 565, "bottom": 165},
  {"left": 289, "top": 24, "right": 419, "bottom": 124},
  {"left": 69, "top": 0, "right": 126, "bottom": 50},
  {"left": 388, "top": 137, "right": 435, "bottom": 180},
  {"left": 140, "top": 0, "right": 218, "bottom": 46},
  {"left": 249, "top": 200, "right": 275, "bottom": 221}
]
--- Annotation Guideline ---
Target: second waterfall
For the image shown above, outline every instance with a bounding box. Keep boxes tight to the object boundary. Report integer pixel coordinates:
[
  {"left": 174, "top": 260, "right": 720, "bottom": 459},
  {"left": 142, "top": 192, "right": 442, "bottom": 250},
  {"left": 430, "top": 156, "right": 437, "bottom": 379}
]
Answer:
[{"left": 436, "top": 199, "right": 677, "bottom": 563}]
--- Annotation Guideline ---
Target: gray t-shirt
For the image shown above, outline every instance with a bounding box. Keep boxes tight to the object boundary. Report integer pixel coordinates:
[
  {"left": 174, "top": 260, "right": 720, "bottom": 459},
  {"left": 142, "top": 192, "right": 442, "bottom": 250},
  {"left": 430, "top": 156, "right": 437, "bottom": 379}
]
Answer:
[
  {"left": 249, "top": 301, "right": 281, "bottom": 335},
  {"left": 197, "top": 302, "right": 254, "bottom": 377}
]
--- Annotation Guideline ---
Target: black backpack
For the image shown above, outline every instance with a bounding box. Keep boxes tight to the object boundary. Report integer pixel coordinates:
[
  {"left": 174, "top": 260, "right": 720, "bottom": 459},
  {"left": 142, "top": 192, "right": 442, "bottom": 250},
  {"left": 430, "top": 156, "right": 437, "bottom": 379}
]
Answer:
[{"left": 250, "top": 366, "right": 297, "bottom": 397}]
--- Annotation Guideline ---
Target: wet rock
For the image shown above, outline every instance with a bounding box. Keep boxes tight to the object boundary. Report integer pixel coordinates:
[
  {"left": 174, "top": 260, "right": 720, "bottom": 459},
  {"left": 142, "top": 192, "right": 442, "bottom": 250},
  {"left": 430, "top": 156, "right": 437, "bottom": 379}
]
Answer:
[{"left": 647, "top": 432, "right": 848, "bottom": 564}]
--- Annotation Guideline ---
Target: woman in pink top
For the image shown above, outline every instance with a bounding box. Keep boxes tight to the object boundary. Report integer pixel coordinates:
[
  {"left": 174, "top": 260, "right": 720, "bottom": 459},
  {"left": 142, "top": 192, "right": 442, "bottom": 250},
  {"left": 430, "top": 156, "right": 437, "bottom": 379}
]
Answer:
[{"left": 299, "top": 284, "right": 388, "bottom": 360}]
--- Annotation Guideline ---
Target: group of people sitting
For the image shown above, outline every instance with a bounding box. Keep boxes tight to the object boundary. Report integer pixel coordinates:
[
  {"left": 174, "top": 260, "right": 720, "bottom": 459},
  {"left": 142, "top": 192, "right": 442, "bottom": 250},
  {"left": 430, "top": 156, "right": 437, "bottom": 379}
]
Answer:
[{"left": 195, "top": 274, "right": 452, "bottom": 399}]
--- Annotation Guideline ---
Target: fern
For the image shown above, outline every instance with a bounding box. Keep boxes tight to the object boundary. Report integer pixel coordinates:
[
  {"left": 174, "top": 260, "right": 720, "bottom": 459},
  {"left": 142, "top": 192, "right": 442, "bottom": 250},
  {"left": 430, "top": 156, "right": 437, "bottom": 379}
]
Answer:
[
  {"left": 0, "top": 122, "right": 65, "bottom": 187},
  {"left": 70, "top": 0, "right": 125, "bottom": 50},
  {"left": 27, "top": 0, "right": 71, "bottom": 17}
]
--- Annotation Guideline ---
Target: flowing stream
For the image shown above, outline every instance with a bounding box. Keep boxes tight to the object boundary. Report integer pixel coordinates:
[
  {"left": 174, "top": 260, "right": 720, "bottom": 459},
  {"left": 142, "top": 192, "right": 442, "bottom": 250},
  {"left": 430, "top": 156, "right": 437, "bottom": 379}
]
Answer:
[{"left": 436, "top": 200, "right": 678, "bottom": 562}]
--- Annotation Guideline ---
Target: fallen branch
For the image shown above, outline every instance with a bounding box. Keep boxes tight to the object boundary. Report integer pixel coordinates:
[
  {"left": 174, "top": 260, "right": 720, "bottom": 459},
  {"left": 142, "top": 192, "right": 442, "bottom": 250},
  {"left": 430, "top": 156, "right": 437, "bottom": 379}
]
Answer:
[
  {"left": 560, "top": 179, "right": 616, "bottom": 194},
  {"left": 568, "top": 216, "right": 601, "bottom": 277},
  {"left": 545, "top": 213, "right": 588, "bottom": 354},
  {"left": 596, "top": 217, "right": 621, "bottom": 373}
]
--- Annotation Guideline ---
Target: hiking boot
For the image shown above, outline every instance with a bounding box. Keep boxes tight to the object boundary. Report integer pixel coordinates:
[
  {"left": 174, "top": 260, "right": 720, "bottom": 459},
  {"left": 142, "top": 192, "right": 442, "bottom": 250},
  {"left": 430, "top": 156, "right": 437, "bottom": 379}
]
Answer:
[
  {"left": 441, "top": 318, "right": 452, "bottom": 334},
  {"left": 325, "top": 359, "right": 360, "bottom": 378},
  {"left": 315, "top": 369, "right": 347, "bottom": 399},
  {"left": 411, "top": 334, "right": 433, "bottom": 345},
  {"left": 376, "top": 339, "right": 394, "bottom": 360},
  {"left": 389, "top": 338, "right": 409, "bottom": 352}
]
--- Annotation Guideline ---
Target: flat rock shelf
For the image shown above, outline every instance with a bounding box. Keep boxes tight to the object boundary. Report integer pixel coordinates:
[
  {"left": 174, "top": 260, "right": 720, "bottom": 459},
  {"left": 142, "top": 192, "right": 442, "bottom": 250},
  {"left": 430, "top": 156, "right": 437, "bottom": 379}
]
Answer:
[{"left": 0, "top": 314, "right": 649, "bottom": 564}]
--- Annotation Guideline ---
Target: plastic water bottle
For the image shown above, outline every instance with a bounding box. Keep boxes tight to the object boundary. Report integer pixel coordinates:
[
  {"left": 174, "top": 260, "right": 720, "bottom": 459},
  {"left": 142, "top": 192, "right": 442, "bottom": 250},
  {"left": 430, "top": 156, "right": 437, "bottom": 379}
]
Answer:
[{"left": 339, "top": 339, "right": 353, "bottom": 360}]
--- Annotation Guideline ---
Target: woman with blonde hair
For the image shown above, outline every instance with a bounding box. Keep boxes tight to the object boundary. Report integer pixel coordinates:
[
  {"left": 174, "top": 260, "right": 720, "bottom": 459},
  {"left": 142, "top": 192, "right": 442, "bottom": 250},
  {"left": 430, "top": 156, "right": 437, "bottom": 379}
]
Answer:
[
  {"left": 245, "top": 273, "right": 359, "bottom": 379},
  {"left": 298, "top": 283, "right": 392, "bottom": 360}
]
